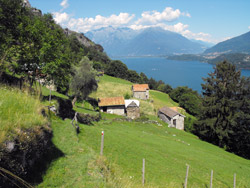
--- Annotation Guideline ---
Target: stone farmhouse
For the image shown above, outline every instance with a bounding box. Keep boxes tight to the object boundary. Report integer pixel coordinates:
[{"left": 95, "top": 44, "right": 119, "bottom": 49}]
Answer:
[
  {"left": 132, "top": 84, "right": 149, "bottom": 100},
  {"left": 98, "top": 96, "right": 125, "bottom": 115},
  {"left": 158, "top": 106, "right": 185, "bottom": 130},
  {"left": 125, "top": 99, "right": 140, "bottom": 119}
]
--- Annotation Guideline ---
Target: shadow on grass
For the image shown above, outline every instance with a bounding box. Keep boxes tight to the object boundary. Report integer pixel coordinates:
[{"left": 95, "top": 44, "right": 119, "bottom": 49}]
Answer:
[{"left": 0, "top": 132, "right": 64, "bottom": 188}]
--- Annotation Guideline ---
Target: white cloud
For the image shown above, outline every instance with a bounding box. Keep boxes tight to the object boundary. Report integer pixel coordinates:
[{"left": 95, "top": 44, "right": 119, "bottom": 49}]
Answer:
[
  {"left": 52, "top": 6, "right": 218, "bottom": 43},
  {"left": 53, "top": 12, "right": 135, "bottom": 33},
  {"left": 135, "top": 7, "right": 190, "bottom": 25},
  {"left": 60, "top": 0, "right": 69, "bottom": 10},
  {"left": 248, "top": 26, "right": 250, "bottom": 30},
  {"left": 53, "top": 12, "right": 70, "bottom": 24}
]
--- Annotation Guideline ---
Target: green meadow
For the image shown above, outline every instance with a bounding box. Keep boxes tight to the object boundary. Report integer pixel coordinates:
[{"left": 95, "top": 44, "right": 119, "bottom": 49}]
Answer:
[{"left": 38, "top": 75, "right": 250, "bottom": 187}]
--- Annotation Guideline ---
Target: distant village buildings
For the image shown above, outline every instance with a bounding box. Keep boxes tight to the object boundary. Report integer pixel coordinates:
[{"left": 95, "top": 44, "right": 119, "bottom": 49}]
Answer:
[
  {"left": 132, "top": 84, "right": 149, "bottom": 100},
  {"left": 158, "top": 107, "right": 185, "bottom": 130}
]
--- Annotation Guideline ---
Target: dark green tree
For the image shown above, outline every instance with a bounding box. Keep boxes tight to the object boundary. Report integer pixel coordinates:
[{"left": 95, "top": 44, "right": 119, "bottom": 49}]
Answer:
[
  {"left": 127, "top": 70, "right": 141, "bottom": 83},
  {"left": 106, "top": 60, "right": 129, "bottom": 79},
  {"left": 139, "top": 72, "right": 149, "bottom": 84},
  {"left": 70, "top": 57, "right": 98, "bottom": 106},
  {"left": 194, "top": 61, "right": 249, "bottom": 158}
]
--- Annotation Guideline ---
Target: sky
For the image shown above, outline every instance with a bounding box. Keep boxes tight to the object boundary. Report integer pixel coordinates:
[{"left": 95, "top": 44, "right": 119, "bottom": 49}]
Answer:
[{"left": 29, "top": 0, "right": 250, "bottom": 44}]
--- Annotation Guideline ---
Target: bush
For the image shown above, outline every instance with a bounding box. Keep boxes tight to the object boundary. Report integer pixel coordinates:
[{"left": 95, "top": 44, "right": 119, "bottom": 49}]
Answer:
[{"left": 124, "top": 93, "right": 131, "bottom": 99}]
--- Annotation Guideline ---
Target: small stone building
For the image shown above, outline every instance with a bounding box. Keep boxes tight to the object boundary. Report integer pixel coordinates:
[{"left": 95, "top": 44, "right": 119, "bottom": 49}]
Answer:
[
  {"left": 125, "top": 100, "right": 140, "bottom": 119},
  {"left": 132, "top": 84, "right": 149, "bottom": 100},
  {"left": 98, "top": 96, "right": 125, "bottom": 115},
  {"left": 158, "top": 106, "right": 185, "bottom": 130}
]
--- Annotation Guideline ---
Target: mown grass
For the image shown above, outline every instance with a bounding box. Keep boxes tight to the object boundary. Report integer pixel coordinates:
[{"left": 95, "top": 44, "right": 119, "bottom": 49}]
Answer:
[
  {"left": 0, "top": 86, "right": 48, "bottom": 143},
  {"left": 39, "top": 115, "right": 250, "bottom": 188},
  {"left": 37, "top": 75, "right": 250, "bottom": 187},
  {"left": 82, "top": 119, "right": 250, "bottom": 187},
  {"left": 38, "top": 117, "right": 139, "bottom": 188},
  {"left": 90, "top": 75, "right": 133, "bottom": 99}
]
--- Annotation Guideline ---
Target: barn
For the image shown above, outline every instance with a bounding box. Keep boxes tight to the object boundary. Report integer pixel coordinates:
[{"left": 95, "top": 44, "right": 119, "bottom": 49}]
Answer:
[
  {"left": 98, "top": 96, "right": 125, "bottom": 115},
  {"left": 158, "top": 106, "right": 185, "bottom": 130},
  {"left": 132, "top": 84, "right": 149, "bottom": 100}
]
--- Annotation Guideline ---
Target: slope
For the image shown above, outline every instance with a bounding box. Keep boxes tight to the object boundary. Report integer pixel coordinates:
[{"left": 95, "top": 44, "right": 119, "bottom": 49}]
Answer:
[
  {"left": 38, "top": 75, "right": 250, "bottom": 188},
  {"left": 204, "top": 31, "right": 250, "bottom": 54}
]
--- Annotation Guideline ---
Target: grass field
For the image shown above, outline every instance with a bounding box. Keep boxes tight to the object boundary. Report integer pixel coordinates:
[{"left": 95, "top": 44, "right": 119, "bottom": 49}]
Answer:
[
  {"left": 0, "top": 86, "right": 48, "bottom": 143},
  {"left": 37, "top": 75, "right": 250, "bottom": 187},
  {"left": 38, "top": 114, "right": 250, "bottom": 188},
  {"left": 2, "top": 77, "right": 249, "bottom": 188}
]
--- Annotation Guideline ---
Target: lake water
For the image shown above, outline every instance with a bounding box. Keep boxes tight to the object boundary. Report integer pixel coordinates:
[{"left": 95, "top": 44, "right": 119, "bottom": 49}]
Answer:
[{"left": 116, "top": 57, "right": 250, "bottom": 93}]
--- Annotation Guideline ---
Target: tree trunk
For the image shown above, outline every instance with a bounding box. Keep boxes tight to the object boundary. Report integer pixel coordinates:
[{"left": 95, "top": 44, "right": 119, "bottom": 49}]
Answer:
[{"left": 72, "top": 96, "right": 77, "bottom": 107}]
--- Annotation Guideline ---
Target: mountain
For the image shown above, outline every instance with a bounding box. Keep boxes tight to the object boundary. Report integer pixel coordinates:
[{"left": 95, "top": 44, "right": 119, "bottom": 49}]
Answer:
[
  {"left": 86, "top": 27, "right": 206, "bottom": 57},
  {"left": 204, "top": 31, "right": 250, "bottom": 54},
  {"left": 190, "top": 39, "right": 215, "bottom": 48}
]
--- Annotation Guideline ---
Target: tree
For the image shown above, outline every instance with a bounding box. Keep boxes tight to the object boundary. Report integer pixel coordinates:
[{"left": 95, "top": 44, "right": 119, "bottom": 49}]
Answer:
[
  {"left": 127, "top": 70, "right": 141, "bottom": 83},
  {"left": 194, "top": 61, "right": 250, "bottom": 158},
  {"left": 105, "top": 60, "right": 129, "bottom": 79},
  {"left": 157, "top": 84, "right": 173, "bottom": 94},
  {"left": 139, "top": 72, "right": 149, "bottom": 84},
  {"left": 70, "top": 57, "right": 98, "bottom": 106}
]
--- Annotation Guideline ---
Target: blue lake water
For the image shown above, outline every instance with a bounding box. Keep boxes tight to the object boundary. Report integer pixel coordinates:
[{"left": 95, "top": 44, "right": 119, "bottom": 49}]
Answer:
[{"left": 116, "top": 57, "right": 250, "bottom": 93}]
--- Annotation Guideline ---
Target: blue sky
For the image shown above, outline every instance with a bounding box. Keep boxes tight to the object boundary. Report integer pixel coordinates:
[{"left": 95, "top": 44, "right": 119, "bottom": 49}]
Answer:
[{"left": 29, "top": 0, "right": 250, "bottom": 44}]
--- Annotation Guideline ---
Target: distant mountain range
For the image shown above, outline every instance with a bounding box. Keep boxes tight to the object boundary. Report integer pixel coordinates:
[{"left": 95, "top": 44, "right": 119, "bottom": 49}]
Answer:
[
  {"left": 167, "top": 31, "right": 250, "bottom": 69},
  {"left": 204, "top": 31, "right": 250, "bottom": 54},
  {"left": 85, "top": 27, "right": 208, "bottom": 57}
]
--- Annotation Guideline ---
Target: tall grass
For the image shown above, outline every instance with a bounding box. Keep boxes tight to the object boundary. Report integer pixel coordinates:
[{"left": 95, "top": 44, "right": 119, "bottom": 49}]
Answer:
[{"left": 0, "top": 86, "right": 48, "bottom": 143}]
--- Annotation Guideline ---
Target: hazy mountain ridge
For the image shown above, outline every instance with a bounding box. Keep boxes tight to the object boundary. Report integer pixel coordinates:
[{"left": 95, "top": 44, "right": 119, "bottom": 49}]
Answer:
[
  {"left": 86, "top": 27, "right": 207, "bottom": 57},
  {"left": 204, "top": 31, "right": 250, "bottom": 54}
]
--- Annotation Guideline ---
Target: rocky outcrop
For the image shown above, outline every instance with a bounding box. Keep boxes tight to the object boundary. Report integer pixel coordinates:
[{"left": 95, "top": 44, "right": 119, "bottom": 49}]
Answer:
[
  {"left": 0, "top": 125, "right": 63, "bottom": 187},
  {"left": 64, "top": 28, "right": 104, "bottom": 53}
]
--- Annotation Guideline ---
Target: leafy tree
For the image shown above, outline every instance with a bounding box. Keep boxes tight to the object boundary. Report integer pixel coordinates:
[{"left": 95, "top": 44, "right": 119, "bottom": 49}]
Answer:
[
  {"left": 194, "top": 61, "right": 250, "bottom": 158},
  {"left": 70, "top": 57, "right": 98, "bottom": 106},
  {"left": 0, "top": 0, "right": 26, "bottom": 75},
  {"left": 179, "top": 93, "right": 201, "bottom": 116},
  {"left": 106, "top": 60, "right": 129, "bottom": 79},
  {"left": 127, "top": 70, "right": 141, "bottom": 83},
  {"left": 170, "top": 86, "right": 201, "bottom": 116},
  {"left": 157, "top": 83, "right": 173, "bottom": 94},
  {"left": 148, "top": 77, "right": 158, "bottom": 89},
  {"left": 139, "top": 72, "right": 149, "bottom": 84}
]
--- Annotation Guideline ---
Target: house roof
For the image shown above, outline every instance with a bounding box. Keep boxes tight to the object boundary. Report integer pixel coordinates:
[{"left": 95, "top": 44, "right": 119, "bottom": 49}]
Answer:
[
  {"left": 125, "top": 99, "right": 140, "bottom": 108},
  {"left": 132, "top": 84, "right": 149, "bottom": 92},
  {"left": 98, "top": 96, "right": 125, "bottom": 107},
  {"left": 159, "top": 106, "right": 185, "bottom": 118}
]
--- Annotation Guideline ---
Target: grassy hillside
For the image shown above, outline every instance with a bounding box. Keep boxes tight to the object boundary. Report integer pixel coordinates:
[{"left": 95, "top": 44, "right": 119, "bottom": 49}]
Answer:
[
  {"left": 91, "top": 75, "right": 179, "bottom": 116},
  {"left": 38, "top": 114, "right": 250, "bottom": 187},
  {"left": 0, "top": 86, "right": 48, "bottom": 143},
  {"left": 38, "top": 76, "right": 250, "bottom": 187}
]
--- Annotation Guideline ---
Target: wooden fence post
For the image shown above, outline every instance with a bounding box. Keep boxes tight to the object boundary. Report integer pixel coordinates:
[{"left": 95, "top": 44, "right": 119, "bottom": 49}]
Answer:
[
  {"left": 100, "top": 131, "right": 104, "bottom": 156},
  {"left": 210, "top": 170, "right": 213, "bottom": 188},
  {"left": 184, "top": 165, "right": 189, "bottom": 188},
  {"left": 49, "top": 88, "right": 51, "bottom": 105},
  {"left": 234, "top": 173, "right": 236, "bottom": 188},
  {"left": 142, "top": 158, "right": 145, "bottom": 186}
]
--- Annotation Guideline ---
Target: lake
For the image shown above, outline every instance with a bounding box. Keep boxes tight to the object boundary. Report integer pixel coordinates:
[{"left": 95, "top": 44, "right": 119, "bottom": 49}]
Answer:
[{"left": 116, "top": 57, "right": 250, "bottom": 93}]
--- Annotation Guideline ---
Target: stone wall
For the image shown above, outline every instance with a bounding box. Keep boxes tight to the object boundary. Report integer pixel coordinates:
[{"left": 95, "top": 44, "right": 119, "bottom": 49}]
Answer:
[
  {"left": 133, "top": 91, "right": 148, "bottom": 100},
  {"left": 127, "top": 106, "right": 140, "bottom": 119}
]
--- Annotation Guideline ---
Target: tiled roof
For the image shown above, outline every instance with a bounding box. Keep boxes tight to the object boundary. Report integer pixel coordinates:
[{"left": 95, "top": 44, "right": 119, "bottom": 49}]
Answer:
[
  {"left": 98, "top": 96, "right": 125, "bottom": 107},
  {"left": 132, "top": 84, "right": 149, "bottom": 92},
  {"left": 158, "top": 107, "right": 180, "bottom": 118}
]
